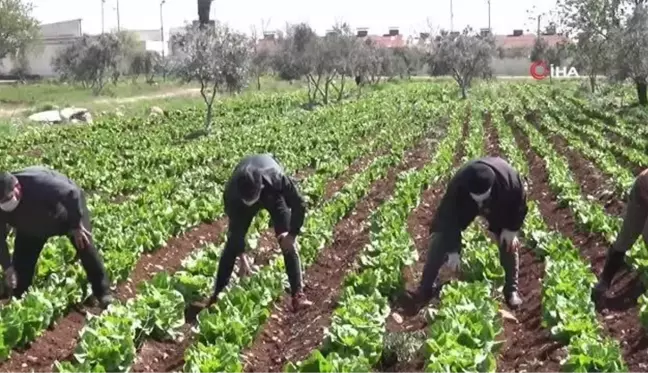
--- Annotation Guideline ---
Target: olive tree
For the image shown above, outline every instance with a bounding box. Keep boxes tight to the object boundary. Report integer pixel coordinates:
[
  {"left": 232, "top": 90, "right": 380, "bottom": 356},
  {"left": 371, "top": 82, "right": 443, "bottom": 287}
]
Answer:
[
  {"left": 555, "top": 0, "right": 620, "bottom": 92},
  {"left": 0, "top": 0, "right": 39, "bottom": 63},
  {"left": 171, "top": 23, "right": 251, "bottom": 130},
  {"left": 129, "top": 50, "right": 161, "bottom": 84},
  {"left": 430, "top": 27, "right": 495, "bottom": 98},
  {"left": 51, "top": 33, "right": 124, "bottom": 95},
  {"left": 609, "top": 4, "right": 648, "bottom": 105}
]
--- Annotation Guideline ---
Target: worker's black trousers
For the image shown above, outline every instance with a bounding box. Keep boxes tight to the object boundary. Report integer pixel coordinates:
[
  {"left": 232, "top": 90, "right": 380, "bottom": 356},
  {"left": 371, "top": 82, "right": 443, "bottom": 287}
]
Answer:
[
  {"left": 12, "top": 208, "right": 110, "bottom": 300},
  {"left": 213, "top": 205, "right": 303, "bottom": 297},
  {"left": 418, "top": 229, "right": 519, "bottom": 296}
]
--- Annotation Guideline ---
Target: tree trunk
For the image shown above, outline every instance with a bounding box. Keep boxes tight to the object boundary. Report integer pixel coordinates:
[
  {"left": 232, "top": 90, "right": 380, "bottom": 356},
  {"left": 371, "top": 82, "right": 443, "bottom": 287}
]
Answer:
[
  {"left": 636, "top": 80, "right": 648, "bottom": 106},
  {"left": 589, "top": 75, "right": 596, "bottom": 93},
  {"left": 204, "top": 103, "right": 213, "bottom": 130},
  {"left": 197, "top": 0, "right": 213, "bottom": 27},
  {"left": 257, "top": 75, "right": 261, "bottom": 90}
]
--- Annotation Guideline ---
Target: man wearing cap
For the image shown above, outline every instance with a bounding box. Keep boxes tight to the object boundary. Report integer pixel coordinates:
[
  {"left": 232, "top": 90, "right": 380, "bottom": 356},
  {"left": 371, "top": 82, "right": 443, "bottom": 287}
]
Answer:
[
  {"left": 0, "top": 166, "right": 112, "bottom": 307},
  {"left": 412, "top": 156, "right": 528, "bottom": 309},
  {"left": 205, "top": 154, "right": 312, "bottom": 311},
  {"left": 593, "top": 168, "right": 648, "bottom": 300}
]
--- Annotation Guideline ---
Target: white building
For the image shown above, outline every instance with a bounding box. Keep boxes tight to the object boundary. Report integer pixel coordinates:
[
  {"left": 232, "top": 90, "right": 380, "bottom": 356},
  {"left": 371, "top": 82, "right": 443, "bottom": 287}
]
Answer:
[{"left": 0, "top": 19, "right": 83, "bottom": 77}]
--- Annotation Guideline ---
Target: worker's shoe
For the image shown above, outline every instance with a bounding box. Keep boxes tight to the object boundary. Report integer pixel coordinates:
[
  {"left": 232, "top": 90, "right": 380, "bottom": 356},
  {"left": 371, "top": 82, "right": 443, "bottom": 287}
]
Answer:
[
  {"left": 592, "top": 249, "right": 625, "bottom": 301},
  {"left": 291, "top": 291, "right": 313, "bottom": 311},
  {"left": 505, "top": 291, "right": 523, "bottom": 309},
  {"left": 97, "top": 294, "right": 113, "bottom": 309}
]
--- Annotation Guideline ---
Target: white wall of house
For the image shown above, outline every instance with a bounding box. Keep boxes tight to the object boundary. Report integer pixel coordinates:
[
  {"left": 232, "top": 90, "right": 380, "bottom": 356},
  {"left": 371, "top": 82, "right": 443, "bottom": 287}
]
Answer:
[{"left": 0, "top": 19, "right": 83, "bottom": 77}]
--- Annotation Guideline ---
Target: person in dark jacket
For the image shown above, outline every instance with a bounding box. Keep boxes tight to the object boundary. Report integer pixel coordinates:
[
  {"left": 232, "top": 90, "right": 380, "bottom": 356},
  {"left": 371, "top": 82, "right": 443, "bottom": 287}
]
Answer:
[
  {"left": 593, "top": 168, "right": 648, "bottom": 300},
  {"left": 412, "top": 156, "right": 528, "bottom": 309},
  {"left": 0, "top": 166, "right": 112, "bottom": 308},
  {"left": 205, "top": 154, "right": 312, "bottom": 311}
]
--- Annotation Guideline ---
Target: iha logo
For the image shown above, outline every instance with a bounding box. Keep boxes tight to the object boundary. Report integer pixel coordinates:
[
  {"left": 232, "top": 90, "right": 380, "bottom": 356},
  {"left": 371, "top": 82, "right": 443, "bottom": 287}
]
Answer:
[{"left": 529, "top": 61, "right": 579, "bottom": 80}]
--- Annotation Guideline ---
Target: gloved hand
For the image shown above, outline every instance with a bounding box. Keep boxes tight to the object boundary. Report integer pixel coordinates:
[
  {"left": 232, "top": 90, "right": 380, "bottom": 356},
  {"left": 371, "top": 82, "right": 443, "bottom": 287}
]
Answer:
[
  {"left": 500, "top": 229, "right": 520, "bottom": 253},
  {"left": 3, "top": 266, "right": 16, "bottom": 290},
  {"left": 446, "top": 253, "right": 461, "bottom": 271}
]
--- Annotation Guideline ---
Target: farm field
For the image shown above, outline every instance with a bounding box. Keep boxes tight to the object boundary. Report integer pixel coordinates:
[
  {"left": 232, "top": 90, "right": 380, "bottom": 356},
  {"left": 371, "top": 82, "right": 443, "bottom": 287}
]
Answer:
[{"left": 0, "top": 79, "right": 647, "bottom": 373}]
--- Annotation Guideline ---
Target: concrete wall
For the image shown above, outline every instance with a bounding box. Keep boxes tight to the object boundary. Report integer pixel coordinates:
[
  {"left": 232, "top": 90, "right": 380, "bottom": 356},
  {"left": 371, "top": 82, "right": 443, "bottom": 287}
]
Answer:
[
  {"left": 491, "top": 57, "right": 576, "bottom": 77},
  {"left": 40, "top": 19, "right": 83, "bottom": 38},
  {"left": 492, "top": 58, "right": 531, "bottom": 76},
  {"left": 0, "top": 19, "right": 82, "bottom": 77}
]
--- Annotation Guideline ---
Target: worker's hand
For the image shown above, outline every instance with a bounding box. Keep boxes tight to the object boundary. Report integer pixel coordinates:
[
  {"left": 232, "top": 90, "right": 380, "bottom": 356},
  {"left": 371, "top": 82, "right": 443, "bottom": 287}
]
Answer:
[
  {"left": 446, "top": 253, "right": 461, "bottom": 271},
  {"left": 500, "top": 229, "right": 520, "bottom": 253},
  {"left": 72, "top": 224, "right": 92, "bottom": 250},
  {"left": 279, "top": 233, "right": 296, "bottom": 252},
  {"left": 238, "top": 253, "right": 252, "bottom": 277},
  {"left": 3, "top": 266, "right": 16, "bottom": 290}
]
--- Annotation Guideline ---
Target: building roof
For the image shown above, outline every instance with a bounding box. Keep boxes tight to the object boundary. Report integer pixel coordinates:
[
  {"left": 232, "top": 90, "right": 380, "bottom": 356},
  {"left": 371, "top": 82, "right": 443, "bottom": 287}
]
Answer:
[
  {"left": 494, "top": 34, "right": 568, "bottom": 49},
  {"left": 362, "top": 34, "right": 406, "bottom": 48}
]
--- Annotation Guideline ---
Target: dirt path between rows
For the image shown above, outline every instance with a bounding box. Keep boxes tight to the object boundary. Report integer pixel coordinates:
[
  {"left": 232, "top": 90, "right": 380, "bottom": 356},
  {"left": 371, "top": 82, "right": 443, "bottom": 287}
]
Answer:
[
  {"left": 376, "top": 110, "right": 469, "bottom": 373},
  {"left": 527, "top": 116, "right": 648, "bottom": 371},
  {"left": 0, "top": 88, "right": 201, "bottom": 118},
  {"left": 493, "top": 113, "right": 556, "bottom": 372},
  {"left": 242, "top": 131, "right": 445, "bottom": 372},
  {"left": 130, "top": 150, "right": 391, "bottom": 372}
]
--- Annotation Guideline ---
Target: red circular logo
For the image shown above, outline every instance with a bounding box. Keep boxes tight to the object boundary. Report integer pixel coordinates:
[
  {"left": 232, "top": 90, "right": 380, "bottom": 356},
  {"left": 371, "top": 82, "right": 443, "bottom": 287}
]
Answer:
[{"left": 530, "top": 61, "right": 549, "bottom": 80}]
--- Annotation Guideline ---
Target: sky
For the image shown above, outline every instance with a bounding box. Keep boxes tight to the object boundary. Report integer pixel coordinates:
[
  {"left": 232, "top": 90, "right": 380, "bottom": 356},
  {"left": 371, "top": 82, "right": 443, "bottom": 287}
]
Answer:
[{"left": 29, "top": 0, "right": 560, "bottom": 38}]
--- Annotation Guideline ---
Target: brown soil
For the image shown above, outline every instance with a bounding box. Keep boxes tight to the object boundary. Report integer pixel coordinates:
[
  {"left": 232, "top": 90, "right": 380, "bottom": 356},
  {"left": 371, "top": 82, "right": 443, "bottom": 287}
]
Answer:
[
  {"left": 240, "top": 134, "right": 442, "bottom": 372},
  {"left": 129, "top": 143, "right": 422, "bottom": 372},
  {"left": 0, "top": 219, "right": 229, "bottom": 373},
  {"left": 511, "top": 117, "right": 648, "bottom": 371}
]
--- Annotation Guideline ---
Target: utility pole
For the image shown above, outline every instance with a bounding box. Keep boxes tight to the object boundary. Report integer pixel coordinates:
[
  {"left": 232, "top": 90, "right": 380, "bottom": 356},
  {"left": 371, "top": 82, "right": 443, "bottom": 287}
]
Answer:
[
  {"left": 450, "top": 0, "right": 454, "bottom": 31},
  {"left": 488, "top": 0, "right": 491, "bottom": 32},
  {"left": 160, "top": 0, "right": 166, "bottom": 80},
  {"left": 101, "top": 0, "right": 105, "bottom": 34},
  {"left": 116, "top": 0, "right": 121, "bottom": 32}
]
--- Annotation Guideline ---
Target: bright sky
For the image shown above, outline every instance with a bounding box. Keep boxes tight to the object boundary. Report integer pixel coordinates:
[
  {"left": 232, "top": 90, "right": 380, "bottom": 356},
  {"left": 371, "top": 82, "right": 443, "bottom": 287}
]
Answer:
[{"left": 30, "top": 0, "right": 559, "bottom": 38}]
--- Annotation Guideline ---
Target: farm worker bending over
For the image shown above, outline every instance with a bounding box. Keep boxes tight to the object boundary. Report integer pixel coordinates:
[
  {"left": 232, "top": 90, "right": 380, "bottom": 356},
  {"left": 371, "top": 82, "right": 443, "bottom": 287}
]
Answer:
[
  {"left": 205, "top": 154, "right": 313, "bottom": 311},
  {"left": 593, "top": 168, "right": 648, "bottom": 299},
  {"left": 0, "top": 166, "right": 112, "bottom": 308},
  {"left": 412, "top": 156, "right": 528, "bottom": 309}
]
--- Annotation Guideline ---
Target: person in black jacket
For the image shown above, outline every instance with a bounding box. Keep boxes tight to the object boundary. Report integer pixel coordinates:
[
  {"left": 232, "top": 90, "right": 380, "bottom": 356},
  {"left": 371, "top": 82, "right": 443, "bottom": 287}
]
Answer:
[
  {"left": 0, "top": 166, "right": 112, "bottom": 308},
  {"left": 412, "top": 157, "right": 528, "bottom": 309},
  {"left": 205, "top": 154, "right": 312, "bottom": 311}
]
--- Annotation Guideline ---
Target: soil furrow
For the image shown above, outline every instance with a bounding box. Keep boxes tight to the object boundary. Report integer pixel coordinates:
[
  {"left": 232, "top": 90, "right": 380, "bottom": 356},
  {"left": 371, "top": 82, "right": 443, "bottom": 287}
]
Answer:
[
  {"left": 528, "top": 119, "right": 648, "bottom": 371},
  {"left": 377, "top": 116, "right": 468, "bottom": 373},
  {"left": 493, "top": 115, "right": 553, "bottom": 372},
  {"left": 534, "top": 121, "right": 625, "bottom": 216},
  {"left": 130, "top": 145, "right": 420, "bottom": 372},
  {"left": 241, "top": 134, "right": 441, "bottom": 373}
]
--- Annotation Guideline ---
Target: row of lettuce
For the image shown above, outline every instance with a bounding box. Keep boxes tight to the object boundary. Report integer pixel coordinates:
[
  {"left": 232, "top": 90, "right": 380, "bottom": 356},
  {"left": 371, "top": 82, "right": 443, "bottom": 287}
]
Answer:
[
  {"left": 519, "top": 86, "right": 648, "bottom": 333},
  {"left": 50, "top": 87, "right": 451, "bottom": 371},
  {"left": 286, "top": 101, "right": 464, "bottom": 371},
  {"left": 0, "top": 84, "right": 452, "bottom": 362},
  {"left": 494, "top": 96, "right": 626, "bottom": 371}
]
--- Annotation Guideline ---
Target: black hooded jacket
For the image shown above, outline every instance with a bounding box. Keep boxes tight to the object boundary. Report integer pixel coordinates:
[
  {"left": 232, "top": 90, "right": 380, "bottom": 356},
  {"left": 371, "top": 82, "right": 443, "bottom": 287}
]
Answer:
[
  {"left": 223, "top": 154, "right": 306, "bottom": 237},
  {"left": 430, "top": 156, "right": 527, "bottom": 235},
  {"left": 0, "top": 166, "right": 86, "bottom": 269}
]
